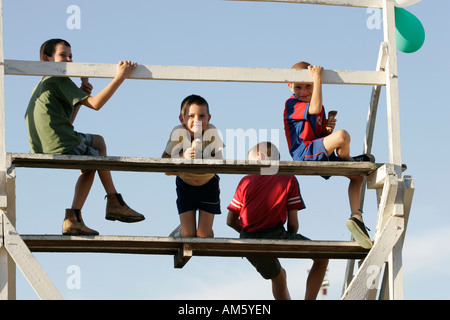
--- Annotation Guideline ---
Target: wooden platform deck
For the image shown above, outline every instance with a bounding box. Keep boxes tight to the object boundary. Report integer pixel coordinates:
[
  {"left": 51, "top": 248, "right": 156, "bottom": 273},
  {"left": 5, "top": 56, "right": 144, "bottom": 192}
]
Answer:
[
  {"left": 7, "top": 152, "right": 380, "bottom": 176},
  {"left": 21, "top": 235, "right": 369, "bottom": 268}
]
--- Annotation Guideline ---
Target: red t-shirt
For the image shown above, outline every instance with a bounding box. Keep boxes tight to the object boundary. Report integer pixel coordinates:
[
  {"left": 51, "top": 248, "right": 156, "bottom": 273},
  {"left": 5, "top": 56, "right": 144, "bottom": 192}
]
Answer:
[{"left": 227, "top": 175, "right": 305, "bottom": 232}]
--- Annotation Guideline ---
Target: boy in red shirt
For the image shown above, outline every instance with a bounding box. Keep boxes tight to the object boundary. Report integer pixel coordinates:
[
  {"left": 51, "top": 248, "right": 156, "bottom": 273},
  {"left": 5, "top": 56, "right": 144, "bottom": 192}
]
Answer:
[{"left": 227, "top": 142, "right": 328, "bottom": 300}]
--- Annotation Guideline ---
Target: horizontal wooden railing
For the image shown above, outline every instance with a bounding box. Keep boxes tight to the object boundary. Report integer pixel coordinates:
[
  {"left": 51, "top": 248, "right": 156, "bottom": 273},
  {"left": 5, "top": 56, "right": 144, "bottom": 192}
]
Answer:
[{"left": 4, "top": 60, "right": 386, "bottom": 86}]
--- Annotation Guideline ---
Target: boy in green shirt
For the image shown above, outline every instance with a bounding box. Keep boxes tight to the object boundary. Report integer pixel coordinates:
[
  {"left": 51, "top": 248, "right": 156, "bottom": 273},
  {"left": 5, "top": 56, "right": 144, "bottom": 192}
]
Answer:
[{"left": 25, "top": 38, "right": 145, "bottom": 235}]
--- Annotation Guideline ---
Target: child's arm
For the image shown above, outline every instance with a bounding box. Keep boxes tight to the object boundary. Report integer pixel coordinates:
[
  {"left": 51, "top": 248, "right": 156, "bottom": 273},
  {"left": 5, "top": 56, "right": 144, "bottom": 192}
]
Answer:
[
  {"left": 71, "top": 78, "right": 94, "bottom": 123},
  {"left": 227, "top": 210, "right": 242, "bottom": 233},
  {"left": 307, "top": 65, "right": 324, "bottom": 115},
  {"left": 80, "top": 61, "right": 137, "bottom": 111},
  {"left": 287, "top": 209, "right": 299, "bottom": 234}
]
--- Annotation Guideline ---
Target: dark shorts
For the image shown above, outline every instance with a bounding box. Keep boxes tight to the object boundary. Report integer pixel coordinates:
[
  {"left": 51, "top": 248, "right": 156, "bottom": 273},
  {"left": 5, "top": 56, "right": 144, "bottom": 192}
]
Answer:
[
  {"left": 295, "top": 138, "right": 340, "bottom": 180},
  {"left": 240, "top": 226, "right": 310, "bottom": 280},
  {"left": 302, "top": 138, "right": 330, "bottom": 161},
  {"left": 176, "top": 175, "right": 221, "bottom": 215}
]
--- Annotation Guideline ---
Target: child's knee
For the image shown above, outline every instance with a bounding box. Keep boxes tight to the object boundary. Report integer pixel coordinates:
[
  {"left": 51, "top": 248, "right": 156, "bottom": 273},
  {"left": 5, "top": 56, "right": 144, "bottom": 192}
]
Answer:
[
  {"left": 92, "top": 135, "right": 107, "bottom": 155},
  {"left": 335, "top": 129, "right": 350, "bottom": 145},
  {"left": 196, "top": 228, "right": 214, "bottom": 238}
]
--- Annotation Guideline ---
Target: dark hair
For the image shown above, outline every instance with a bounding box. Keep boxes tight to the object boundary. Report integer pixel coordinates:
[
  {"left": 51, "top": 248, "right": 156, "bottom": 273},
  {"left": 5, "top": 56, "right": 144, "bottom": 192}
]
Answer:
[
  {"left": 180, "top": 94, "right": 209, "bottom": 117},
  {"left": 40, "top": 38, "right": 71, "bottom": 59}
]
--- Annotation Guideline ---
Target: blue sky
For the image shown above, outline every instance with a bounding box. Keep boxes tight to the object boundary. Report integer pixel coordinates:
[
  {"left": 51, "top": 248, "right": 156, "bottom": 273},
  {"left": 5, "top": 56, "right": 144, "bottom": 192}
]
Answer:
[{"left": 3, "top": 0, "right": 449, "bottom": 300}]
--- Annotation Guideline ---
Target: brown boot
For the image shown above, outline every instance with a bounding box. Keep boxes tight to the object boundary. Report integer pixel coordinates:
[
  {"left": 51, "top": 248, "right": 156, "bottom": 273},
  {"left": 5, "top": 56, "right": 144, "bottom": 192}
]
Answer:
[
  {"left": 63, "top": 209, "right": 99, "bottom": 236},
  {"left": 105, "top": 193, "right": 145, "bottom": 223}
]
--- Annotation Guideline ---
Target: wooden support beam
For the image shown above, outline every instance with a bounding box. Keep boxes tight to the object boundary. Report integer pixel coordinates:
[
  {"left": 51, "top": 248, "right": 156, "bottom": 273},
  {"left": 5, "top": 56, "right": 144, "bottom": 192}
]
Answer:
[
  {"left": 0, "top": 170, "right": 16, "bottom": 299},
  {"left": 2, "top": 213, "right": 62, "bottom": 300},
  {"left": 0, "top": 211, "right": 2, "bottom": 249},
  {"left": 0, "top": 1, "right": 6, "bottom": 209},
  {"left": 4, "top": 60, "right": 386, "bottom": 86},
  {"left": 373, "top": 166, "right": 399, "bottom": 241},
  {"left": 21, "top": 235, "right": 369, "bottom": 261},
  {"left": 383, "top": 0, "right": 402, "bottom": 167},
  {"left": 378, "top": 175, "right": 414, "bottom": 300},
  {"left": 364, "top": 42, "right": 388, "bottom": 155},
  {"left": 174, "top": 243, "right": 193, "bottom": 269},
  {"left": 7, "top": 153, "right": 380, "bottom": 177},
  {"left": 228, "top": 0, "right": 383, "bottom": 8}
]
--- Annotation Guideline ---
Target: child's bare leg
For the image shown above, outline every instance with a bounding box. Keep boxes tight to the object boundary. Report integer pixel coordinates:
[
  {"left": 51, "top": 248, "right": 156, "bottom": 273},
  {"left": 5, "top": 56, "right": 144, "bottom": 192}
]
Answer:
[
  {"left": 346, "top": 176, "right": 372, "bottom": 248},
  {"left": 323, "top": 129, "right": 352, "bottom": 160},
  {"left": 348, "top": 175, "right": 364, "bottom": 212},
  {"left": 92, "top": 135, "right": 117, "bottom": 194},
  {"left": 197, "top": 210, "right": 215, "bottom": 238},
  {"left": 71, "top": 169, "right": 95, "bottom": 209},
  {"left": 179, "top": 210, "right": 197, "bottom": 237},
  {"left": 272, "top": 267, "right": 290, "bottom": 300},
  {"left": 305, "top": 259, "right": 328, "bottom": 300}
]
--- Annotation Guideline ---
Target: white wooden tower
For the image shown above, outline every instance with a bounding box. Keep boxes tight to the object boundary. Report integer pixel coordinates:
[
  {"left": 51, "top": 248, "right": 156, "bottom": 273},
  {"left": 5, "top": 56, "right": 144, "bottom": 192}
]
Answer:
[{"left": 0, "top": 0, "right": 414, "bottom": 300}]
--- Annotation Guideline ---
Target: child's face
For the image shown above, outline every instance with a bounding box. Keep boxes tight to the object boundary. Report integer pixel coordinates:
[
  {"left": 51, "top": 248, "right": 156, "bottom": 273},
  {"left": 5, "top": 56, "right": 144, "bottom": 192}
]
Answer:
[
  {"left": 288, "top": 82, "right": 313, "bottom": 102},
  {"left": 44, "top": 43, "right": 73, "bottom": 63},
  {"left": 179, "top": 103, "right": 211, "bottom": 136}
]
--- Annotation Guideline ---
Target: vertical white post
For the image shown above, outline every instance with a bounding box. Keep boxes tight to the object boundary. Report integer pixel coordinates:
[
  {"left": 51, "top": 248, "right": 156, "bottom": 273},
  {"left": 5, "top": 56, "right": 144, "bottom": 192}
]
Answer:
[
  {"left": 0, "top": 171, "right": 16, "bottom": 300},
  {"left": 0, "top": 0, "right": 11, "bottom": 300},
  {"left": 382, "top": 0, "right": 402, "bottom": 168}
]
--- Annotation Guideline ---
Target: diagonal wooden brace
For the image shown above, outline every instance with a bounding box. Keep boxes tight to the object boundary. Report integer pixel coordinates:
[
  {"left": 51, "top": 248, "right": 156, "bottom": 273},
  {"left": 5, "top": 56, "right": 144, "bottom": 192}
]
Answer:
[{"left": 2, "top": 212, "right": 62, "bottom": 299}]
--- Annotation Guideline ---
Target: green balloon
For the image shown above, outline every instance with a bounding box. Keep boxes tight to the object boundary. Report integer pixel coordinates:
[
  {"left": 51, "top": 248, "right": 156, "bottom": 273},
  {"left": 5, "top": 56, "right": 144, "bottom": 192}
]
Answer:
[{"left": 395, "top": 7, "right": 425, "bottom": 53}]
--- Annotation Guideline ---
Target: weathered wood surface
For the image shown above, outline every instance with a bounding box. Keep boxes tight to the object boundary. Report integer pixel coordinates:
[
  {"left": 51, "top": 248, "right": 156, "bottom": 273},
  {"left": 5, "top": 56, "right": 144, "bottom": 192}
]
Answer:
[
  {"left": 7, "top": 153, "right": 380, "bottom": 176},
  {"left": 21, "top": 235, "right": 369, "bottom": 260},
  {"left": 4, "top": 60, "right": 386, "bottom": 86}
]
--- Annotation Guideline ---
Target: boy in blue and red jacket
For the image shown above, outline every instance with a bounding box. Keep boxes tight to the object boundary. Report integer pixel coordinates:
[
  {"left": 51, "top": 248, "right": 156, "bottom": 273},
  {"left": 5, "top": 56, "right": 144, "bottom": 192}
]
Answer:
[{"left": 283, "top": 61, "right": 373, "bottom": 249}]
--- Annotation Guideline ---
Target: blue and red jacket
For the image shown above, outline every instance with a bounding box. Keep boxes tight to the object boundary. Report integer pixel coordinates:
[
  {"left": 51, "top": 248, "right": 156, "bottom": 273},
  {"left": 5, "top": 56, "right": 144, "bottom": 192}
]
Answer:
[{"left": 283, "top": 95, "right": 327, "bottom": 160}]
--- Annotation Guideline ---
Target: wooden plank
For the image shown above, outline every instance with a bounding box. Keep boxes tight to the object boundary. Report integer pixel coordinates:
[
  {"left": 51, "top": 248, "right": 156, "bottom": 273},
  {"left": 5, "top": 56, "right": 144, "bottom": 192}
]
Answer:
[
  {"left": 21, "top": 235, "right": 369, "bottom": 260},
  {"left": 0, "top": 171, "right": 16, "bottom": 300},
  {"left": 364, "top": 42, "right": 388, "bottom": 155},
  {"left": 385, "top": 175, "right": 414, "bottom": 299},
  {"left": 174, "top": 243, "right": 193, "bottom": 269},
  {"left": 228, "top": 0, "right": 383, "bottom": 8},
  {"left": 4, "top": 60, "right": 386, "bottom": 86},
  {"left": 383, "top": 0, "right": 402, "bottom": 167},
  {"left": 2, "top": 213, "right": 62, "bottom": 300},
  {"left": 0, "top": 210, "right": 2, "bottom": 249},
  {"left": 7, "top": 153, "right": 380, "bottom": 177},
  {"left": 0, "top": 0, "right": 6, "bottom": 209},
  {"left": 373, "top": 166, "right": 398, "bottom": 241}
]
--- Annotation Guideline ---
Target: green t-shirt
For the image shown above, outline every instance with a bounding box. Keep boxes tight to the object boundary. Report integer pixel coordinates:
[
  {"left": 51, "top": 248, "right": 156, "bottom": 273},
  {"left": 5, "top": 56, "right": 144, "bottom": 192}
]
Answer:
[{"left": 25, "top": 76, "right": 89, "bottom": 154}]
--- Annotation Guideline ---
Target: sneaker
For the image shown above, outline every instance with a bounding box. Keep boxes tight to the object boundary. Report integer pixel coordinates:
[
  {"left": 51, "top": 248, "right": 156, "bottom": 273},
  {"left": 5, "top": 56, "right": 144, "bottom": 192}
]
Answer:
[
  {"left": 351, "top": 154, "right": 375, "bottom": 162},
  {"left": 346, "top": 217, "right": 373, "bottom": 249},
  {"left": 169, "top": 224, "right": 182, "bottom": 237}
]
